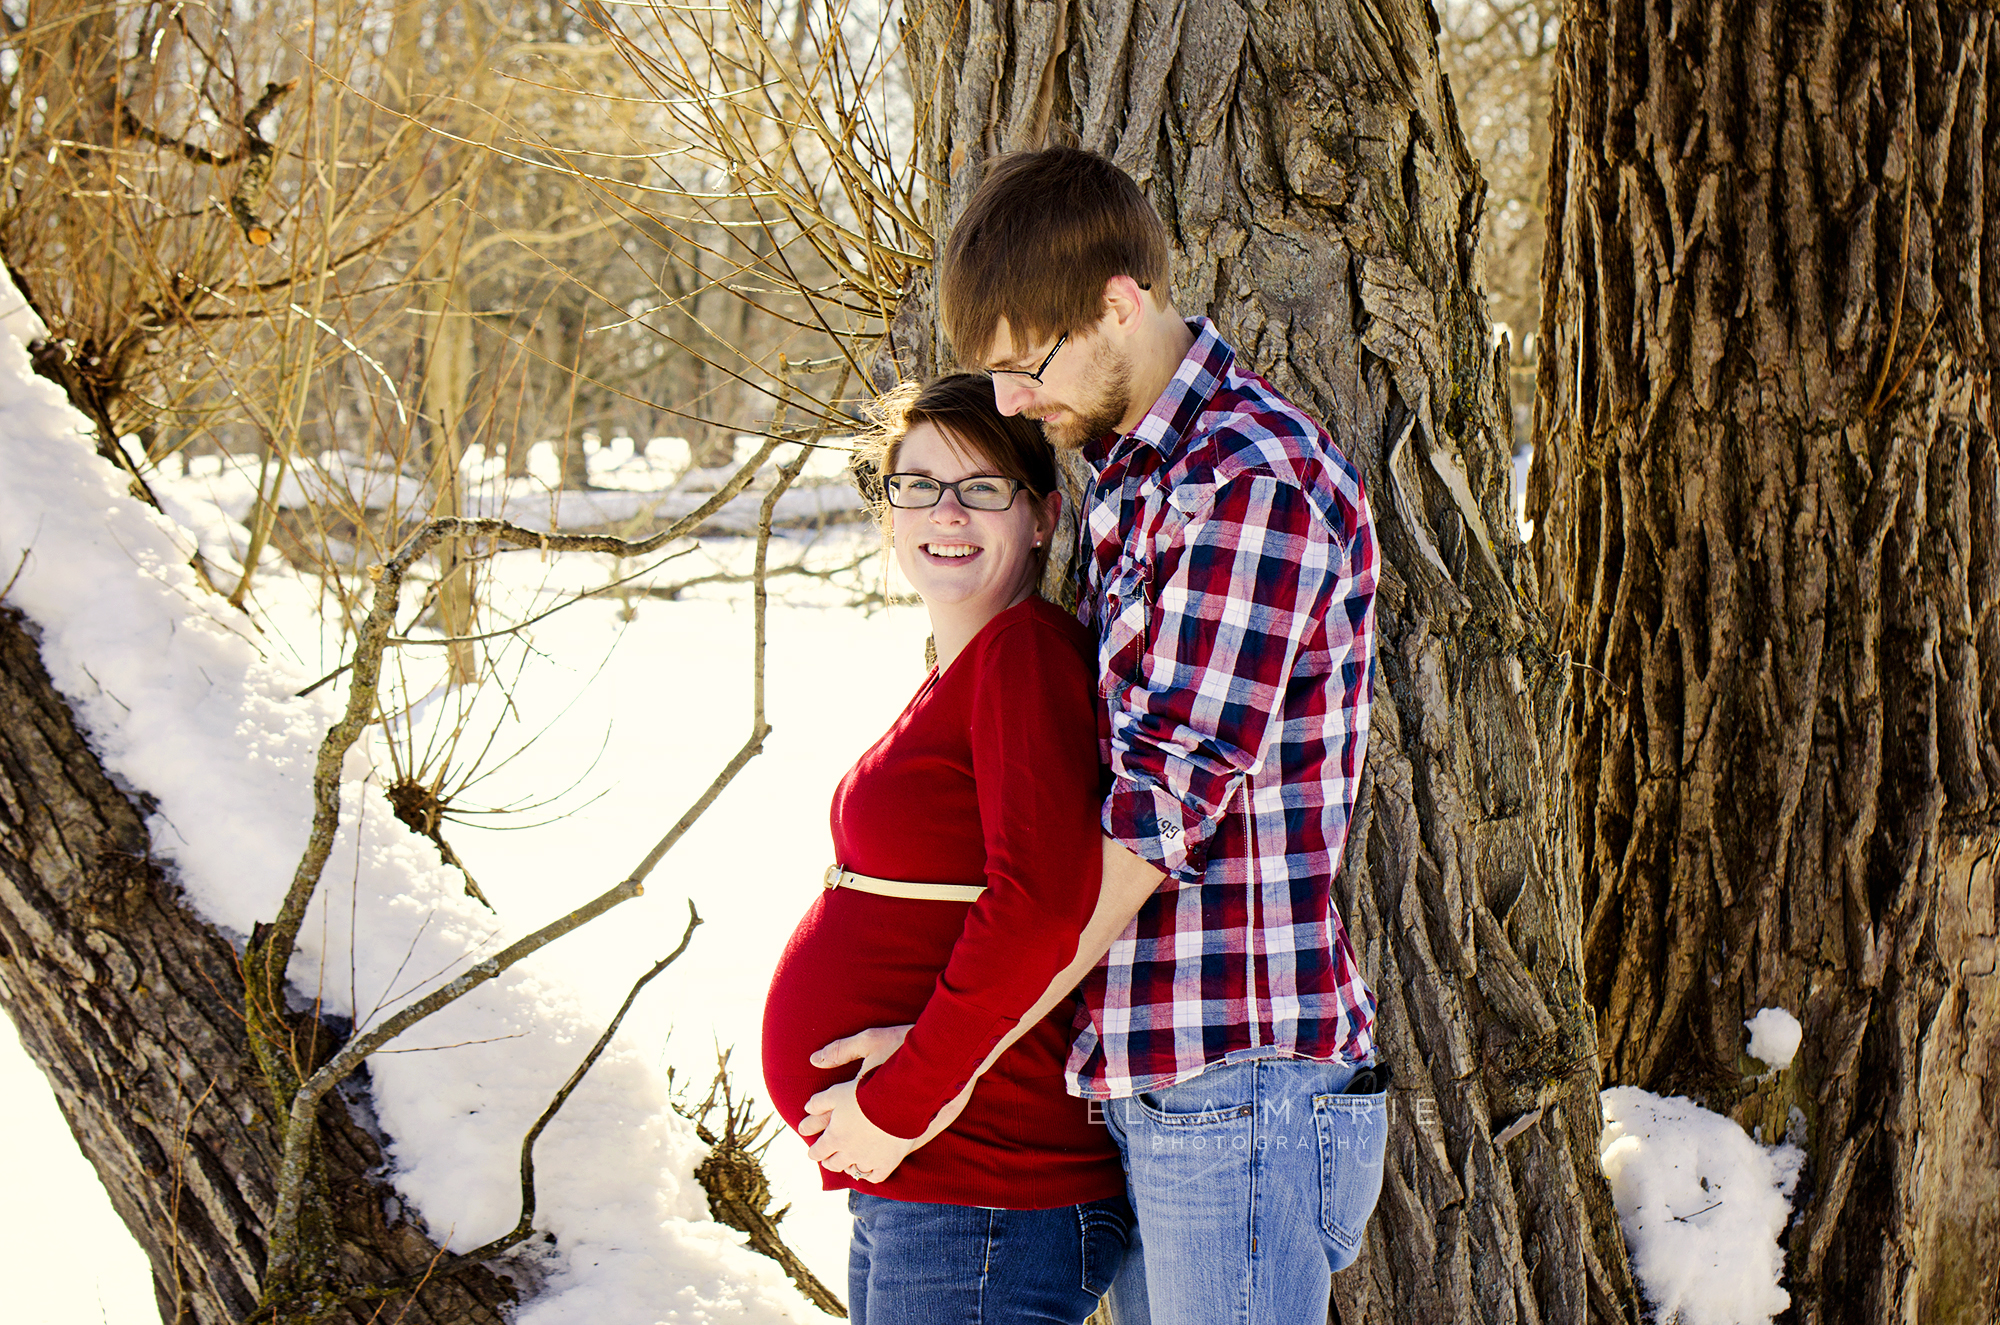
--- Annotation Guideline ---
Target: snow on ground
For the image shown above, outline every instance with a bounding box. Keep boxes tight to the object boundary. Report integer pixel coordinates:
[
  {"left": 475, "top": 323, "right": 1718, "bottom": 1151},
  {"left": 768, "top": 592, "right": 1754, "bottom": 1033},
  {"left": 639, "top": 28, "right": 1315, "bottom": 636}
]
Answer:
[
  {"left": 1599, "top": 1086, "right": 1805, "bottom": 1325},
  {"left": 0, "top": 315, "right": 913, "bottom": 1320},
  {"left": 1743, "top": 1008, "right": 1802, "bottom": 1072},
  {"left": 0, "top": 1016, "right": 159, "bottom": 1323}
]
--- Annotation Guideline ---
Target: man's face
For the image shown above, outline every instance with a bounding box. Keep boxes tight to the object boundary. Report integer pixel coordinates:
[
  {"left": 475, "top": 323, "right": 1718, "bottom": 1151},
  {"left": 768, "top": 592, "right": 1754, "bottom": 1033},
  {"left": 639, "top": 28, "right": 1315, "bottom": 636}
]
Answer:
[{"left": 981, "top": 318, "right": 1131, "bottom": 450}]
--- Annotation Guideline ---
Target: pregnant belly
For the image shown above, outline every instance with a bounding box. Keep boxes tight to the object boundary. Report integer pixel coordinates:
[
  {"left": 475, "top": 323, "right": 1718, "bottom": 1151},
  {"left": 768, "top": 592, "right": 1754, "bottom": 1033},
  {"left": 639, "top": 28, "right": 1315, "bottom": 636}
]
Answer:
[{"left": 760, "top": 890, "right": 966, "bottom": 1127}]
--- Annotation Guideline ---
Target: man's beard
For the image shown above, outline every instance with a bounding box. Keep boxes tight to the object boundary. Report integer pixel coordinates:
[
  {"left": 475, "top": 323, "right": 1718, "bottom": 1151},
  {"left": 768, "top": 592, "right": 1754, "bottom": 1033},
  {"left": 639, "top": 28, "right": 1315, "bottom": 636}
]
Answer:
[{"left": 1040, "top": 341, "right": 1131, "bottom": 450}]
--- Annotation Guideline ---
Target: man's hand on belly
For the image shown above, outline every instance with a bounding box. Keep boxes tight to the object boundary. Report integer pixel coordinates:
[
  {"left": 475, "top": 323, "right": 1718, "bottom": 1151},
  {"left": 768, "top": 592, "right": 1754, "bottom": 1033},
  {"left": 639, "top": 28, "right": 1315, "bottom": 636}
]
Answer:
[{"left": 809, "top": 1023, "right": 912, "bottom": 1076}]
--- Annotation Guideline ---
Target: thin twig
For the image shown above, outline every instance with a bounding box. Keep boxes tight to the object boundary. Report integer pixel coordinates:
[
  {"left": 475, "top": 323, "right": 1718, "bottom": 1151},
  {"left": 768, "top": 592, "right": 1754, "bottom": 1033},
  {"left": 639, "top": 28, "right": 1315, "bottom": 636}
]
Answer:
[
  {"left": 464, "top": 903, "right": 700, "bottom": 1265},
  {"left": 1870, "top": 302, "right": 1943, "bottom": 418},
  {"left": 386, "top": 546, "right": 698, "bottom": 647},
  {"left": 1671, "top": 1200, "right": 1723, "bottom": 1222},
  {"left": 0, "top": 543, "right": 32, "bottom": 604},
  {"left": 1864, "top": 153, "right": 1919, "bottom": 416},
  {"left": 350, "top": 902, "right": 706, "bottom": 1305},
  {"left": 631, "top": 549, "right": 877, "bottom": 603}
]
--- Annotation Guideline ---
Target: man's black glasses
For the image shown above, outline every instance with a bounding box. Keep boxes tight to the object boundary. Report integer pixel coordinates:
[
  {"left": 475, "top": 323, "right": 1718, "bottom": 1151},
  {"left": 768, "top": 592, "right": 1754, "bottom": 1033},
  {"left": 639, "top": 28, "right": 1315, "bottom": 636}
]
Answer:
[
  {"left": 884, "top": 474, "right": 1025, "bottom": 511},
  {"left": 985, "top": 333, "right": 1067, "bottom": 385}
]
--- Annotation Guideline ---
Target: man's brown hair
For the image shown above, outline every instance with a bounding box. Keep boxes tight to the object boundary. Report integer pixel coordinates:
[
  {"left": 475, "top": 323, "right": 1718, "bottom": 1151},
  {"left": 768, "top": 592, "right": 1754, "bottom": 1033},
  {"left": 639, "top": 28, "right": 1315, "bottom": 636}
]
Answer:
[{"left": 940, "top": 147, "right": 1171, "bottom": 366}]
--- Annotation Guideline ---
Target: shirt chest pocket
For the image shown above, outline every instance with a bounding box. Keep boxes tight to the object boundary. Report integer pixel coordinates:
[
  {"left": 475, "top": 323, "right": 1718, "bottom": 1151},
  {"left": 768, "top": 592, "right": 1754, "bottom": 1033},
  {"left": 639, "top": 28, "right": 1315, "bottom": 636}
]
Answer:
[{"left": 1097, "top": 550, "right": 1153, "bottom": 699}]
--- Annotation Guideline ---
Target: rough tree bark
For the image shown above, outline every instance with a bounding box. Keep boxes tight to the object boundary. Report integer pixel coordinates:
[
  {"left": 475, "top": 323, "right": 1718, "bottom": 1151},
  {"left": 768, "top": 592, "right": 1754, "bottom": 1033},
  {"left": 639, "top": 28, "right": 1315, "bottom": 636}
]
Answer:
[
  {"left": 0, "top": 605, "right": 517, "bottom": 1322},
  {"left": 888, "top": 1, "right": 1642, "bottom": 1321},
  {"left": 0, "top": 608, "right": 524, "bottom": 1320},
  {"left": 1532, "top": 1, "right": 1999, "bottom": 1321}
]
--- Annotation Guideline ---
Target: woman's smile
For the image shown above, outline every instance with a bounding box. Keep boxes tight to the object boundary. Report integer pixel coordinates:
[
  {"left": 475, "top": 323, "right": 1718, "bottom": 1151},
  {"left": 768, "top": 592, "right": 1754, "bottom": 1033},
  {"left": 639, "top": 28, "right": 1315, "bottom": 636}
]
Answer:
[{"left": 889, "top": 421, "right": 1057, "bottom": 669}]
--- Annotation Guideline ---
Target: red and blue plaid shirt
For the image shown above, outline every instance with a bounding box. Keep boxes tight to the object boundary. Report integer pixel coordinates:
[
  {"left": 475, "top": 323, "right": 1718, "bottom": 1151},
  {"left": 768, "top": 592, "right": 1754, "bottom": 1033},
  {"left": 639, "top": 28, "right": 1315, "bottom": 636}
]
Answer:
[{"left": 1066, "top": 319, "right": 1379, "bottom": 1100}]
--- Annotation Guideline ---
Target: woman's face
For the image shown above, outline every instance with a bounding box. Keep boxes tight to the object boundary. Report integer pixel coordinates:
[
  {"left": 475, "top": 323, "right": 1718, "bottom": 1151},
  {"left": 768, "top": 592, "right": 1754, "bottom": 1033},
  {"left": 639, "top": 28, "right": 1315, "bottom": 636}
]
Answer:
[{"left": 890, "top": 421, "right": 1058, "bottom": 628}]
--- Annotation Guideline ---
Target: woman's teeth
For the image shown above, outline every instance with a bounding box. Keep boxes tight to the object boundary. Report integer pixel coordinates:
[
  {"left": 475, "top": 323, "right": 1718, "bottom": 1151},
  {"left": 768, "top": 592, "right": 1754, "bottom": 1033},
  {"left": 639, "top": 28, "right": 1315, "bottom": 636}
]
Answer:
[{"left": 925, "top": 544, "right": 977, "bottom": 558}]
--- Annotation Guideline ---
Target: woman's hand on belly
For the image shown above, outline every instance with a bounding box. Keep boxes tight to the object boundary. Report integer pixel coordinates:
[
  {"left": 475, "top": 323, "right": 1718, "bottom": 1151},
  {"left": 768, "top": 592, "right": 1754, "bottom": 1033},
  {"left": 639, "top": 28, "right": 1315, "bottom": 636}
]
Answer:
[
  {"left": 800, "top": 1055, "right": 977, "bottom": 1185},
  {"left": 799, "top": 1080, "right": 918, "bottom": 1184},
  {"left": 799, "top": 1023, "right": 917, "bottom": 1183}
]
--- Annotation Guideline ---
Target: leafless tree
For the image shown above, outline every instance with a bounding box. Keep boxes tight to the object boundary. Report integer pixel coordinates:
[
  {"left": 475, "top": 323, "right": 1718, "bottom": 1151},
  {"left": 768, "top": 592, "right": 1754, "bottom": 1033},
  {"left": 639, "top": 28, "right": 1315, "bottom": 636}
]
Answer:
[{"left": 0, "top": 1, "right": 861, "bottom": 1319}]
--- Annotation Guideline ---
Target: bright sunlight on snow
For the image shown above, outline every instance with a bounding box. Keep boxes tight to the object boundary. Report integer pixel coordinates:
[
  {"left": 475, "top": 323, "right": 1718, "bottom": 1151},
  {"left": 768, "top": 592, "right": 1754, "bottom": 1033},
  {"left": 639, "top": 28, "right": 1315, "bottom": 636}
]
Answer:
[
  {"left": 1743, "top": 1008, "right": 1803, "bottom": 1073},
  {"left": 1599, "top": 1086, "right": 1804, "bottom": 1325}
]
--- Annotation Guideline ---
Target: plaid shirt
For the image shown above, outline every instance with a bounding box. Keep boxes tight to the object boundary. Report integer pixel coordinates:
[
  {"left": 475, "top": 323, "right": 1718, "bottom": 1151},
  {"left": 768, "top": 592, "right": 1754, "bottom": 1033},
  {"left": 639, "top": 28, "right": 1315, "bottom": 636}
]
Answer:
[{"left": 1066, "top": 319, "right": 1379, "bottom": 1100}]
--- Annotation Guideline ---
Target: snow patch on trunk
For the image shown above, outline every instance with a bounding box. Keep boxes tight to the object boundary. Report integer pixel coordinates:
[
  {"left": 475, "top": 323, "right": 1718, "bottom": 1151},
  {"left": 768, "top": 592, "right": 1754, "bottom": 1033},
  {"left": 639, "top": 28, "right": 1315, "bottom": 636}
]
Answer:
[
  {"left": 1743, "top": 1008, "right": 1802, "bottom": 1072},
  {"left": 1600, "top": 1086, "right": 1803, "bottom": 1325}
]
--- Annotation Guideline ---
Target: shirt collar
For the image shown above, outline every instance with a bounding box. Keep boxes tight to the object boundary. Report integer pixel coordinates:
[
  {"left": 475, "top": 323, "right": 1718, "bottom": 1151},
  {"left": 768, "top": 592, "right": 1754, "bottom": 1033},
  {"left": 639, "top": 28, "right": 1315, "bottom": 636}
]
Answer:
[{"left": 1083, "top": 318, "right": 1235, "bottom": 469}]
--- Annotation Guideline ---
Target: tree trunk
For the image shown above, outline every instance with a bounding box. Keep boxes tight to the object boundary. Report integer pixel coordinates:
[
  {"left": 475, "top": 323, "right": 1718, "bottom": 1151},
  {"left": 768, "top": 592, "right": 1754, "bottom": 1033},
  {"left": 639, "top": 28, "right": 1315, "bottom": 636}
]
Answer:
[
  {"left": 891, "top": 1, "right": 1643, "bottom": 1321},
  {"left": 1532, "top": 2, "right": 2000, "bottom": 1321},
  {"left": 0, "top": 608, "right": 517, "bottom": 1322}
]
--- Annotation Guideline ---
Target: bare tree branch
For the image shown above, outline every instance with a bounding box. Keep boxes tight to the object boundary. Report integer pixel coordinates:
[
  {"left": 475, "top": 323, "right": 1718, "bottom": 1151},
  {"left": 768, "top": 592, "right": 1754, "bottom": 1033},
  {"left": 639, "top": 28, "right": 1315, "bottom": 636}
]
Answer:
[{"left": 338, "top": 900, "right": 706, "bottom": 1307}]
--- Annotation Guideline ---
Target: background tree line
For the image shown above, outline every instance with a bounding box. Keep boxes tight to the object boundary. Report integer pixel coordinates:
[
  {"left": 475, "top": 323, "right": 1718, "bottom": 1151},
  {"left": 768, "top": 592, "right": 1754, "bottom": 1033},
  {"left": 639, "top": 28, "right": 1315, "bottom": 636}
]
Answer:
[{"left": 0, "top": 0, "right": 900, "bottom": 601}]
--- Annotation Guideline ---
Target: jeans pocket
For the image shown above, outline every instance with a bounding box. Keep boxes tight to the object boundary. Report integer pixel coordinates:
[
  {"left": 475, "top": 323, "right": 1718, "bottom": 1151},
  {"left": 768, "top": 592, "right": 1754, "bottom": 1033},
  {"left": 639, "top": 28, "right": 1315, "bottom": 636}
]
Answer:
[
  {"left": 1313, "top": 1091, "right": 1388, "bottom": 1266},
  {"left": 1076, "top": 1196, "right": 1135, "bottom": 1297},
  {"left": 1130, "top": 1090, "right": 1255, "bottom": 1127}
]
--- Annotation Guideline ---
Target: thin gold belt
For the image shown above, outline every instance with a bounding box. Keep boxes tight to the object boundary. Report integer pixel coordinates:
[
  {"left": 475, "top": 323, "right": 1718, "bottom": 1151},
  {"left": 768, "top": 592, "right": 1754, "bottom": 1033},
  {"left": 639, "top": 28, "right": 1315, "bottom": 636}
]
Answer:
[{"left": 823, "top": 863, "right": 986, "bottom": 903}]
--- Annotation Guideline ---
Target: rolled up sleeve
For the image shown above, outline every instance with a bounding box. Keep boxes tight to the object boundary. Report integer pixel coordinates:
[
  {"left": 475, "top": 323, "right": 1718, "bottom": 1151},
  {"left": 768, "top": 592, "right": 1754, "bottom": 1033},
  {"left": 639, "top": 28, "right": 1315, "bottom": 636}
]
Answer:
[{"left": 1102, "top": 474, "right": 1343, "bottom": 883}]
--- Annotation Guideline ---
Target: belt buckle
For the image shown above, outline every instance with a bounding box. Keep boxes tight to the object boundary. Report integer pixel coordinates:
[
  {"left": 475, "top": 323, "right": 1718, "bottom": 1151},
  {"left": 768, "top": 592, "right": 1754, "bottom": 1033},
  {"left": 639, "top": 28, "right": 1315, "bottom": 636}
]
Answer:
[{"left": 823, "top": 864, "right": 842, "bottom": 889}]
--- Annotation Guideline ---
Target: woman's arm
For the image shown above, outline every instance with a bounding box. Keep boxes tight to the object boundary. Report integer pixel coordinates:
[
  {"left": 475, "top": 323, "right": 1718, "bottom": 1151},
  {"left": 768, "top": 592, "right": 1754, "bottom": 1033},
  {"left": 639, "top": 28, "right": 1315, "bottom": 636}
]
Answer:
[
  {"left": 797, "top": 617, "right": 1125, "bottom": 1179},
  {"left": 801, "top": 838, "right": 1163, "bottom": 1180}
]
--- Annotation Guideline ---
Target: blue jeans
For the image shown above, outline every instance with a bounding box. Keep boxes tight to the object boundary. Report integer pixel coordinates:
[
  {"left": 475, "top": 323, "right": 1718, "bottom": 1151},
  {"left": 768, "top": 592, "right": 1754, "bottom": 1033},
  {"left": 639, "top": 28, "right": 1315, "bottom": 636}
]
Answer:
[
  {"left": 847, "top": 1191, "right": 1135, "bottom": 1324},
  {"left": 1100, "top": 1057, "right": 1389, "bottom": 1325}
]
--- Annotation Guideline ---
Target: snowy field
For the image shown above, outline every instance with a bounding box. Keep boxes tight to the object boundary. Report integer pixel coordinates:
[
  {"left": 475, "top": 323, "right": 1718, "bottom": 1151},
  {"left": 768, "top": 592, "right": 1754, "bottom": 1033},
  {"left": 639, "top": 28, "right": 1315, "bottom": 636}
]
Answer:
[
  {"left": 0, "top": 313, "right": 1809, "bottom": 1324},
  {"left": 0, "top": 309, "right": 915, "bottom": 1321}
]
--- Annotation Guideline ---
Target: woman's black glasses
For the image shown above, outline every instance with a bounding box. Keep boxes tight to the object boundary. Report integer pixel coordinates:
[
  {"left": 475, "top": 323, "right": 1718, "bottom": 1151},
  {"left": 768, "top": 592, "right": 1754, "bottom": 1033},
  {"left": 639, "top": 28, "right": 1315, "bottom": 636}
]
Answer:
[{"left": 884, "top": 474, "right": 1025, "bottom": 511}]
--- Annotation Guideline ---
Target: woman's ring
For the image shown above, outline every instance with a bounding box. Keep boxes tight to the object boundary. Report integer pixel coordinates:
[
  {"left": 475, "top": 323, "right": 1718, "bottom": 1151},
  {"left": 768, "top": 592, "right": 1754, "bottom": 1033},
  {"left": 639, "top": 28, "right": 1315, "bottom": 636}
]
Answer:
[{"left": 846, "top": 1164, "right": 867, "bottom": 1180}]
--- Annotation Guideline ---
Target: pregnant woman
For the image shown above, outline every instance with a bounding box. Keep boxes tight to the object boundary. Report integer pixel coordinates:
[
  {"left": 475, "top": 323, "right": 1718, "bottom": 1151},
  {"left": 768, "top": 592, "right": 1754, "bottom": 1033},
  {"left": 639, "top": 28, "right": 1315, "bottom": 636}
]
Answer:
[{"left": 761, "top": 374, "right": 1132, "bottom": 1324}]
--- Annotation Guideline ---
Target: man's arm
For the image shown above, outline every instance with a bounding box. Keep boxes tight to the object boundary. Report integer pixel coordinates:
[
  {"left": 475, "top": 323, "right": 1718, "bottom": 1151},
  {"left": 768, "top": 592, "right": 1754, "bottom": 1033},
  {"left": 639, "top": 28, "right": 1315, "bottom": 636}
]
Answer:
[
  {"left": 1004, "top": 837, "right": 1164, "bottom": 1041},
  {"left": 1098, "top": 472, "right": 1351, "bottom": 885},
  {"left": 799, "top": 838, "right": 1163, "bottom": 1179}
]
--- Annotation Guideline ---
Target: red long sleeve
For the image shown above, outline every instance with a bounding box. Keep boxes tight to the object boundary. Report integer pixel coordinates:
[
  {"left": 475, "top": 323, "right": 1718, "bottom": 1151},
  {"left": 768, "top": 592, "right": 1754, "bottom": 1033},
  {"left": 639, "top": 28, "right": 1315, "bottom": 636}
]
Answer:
[
  {"left": 761, "top": 597, "right": 1122, "bottom": 1209},
  {"left": 853, "top": 610, "right": 1104, "bottom": 1137}
]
